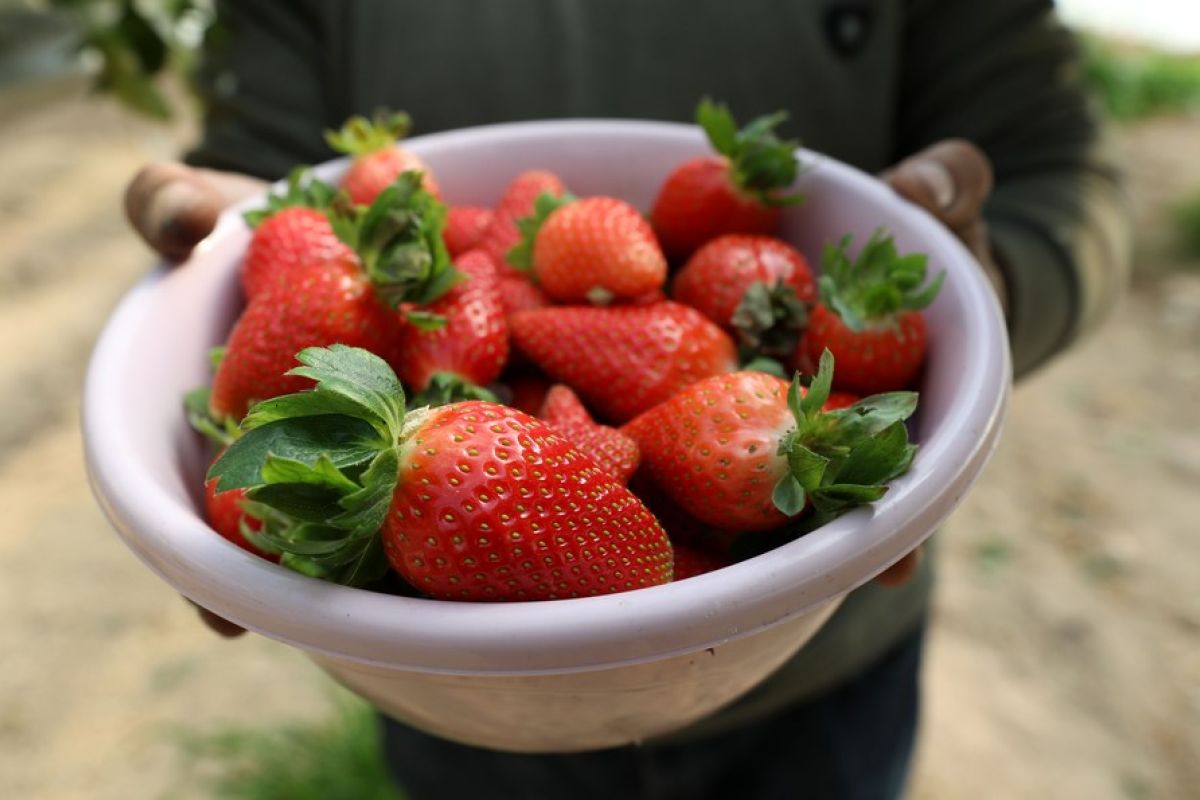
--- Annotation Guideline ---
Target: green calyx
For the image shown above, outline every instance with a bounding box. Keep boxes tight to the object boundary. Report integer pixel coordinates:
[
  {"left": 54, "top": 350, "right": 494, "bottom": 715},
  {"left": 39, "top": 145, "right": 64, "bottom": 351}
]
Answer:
[
  {"left": 412, "top": 372, "right": 498, "bottom": 408},
  {"left": 208, "top": 345, "right": 415, "bottom": 587},
  {"left": 185, "top": 386, "right": 241, "bottom": 448},
  {"left": 818, "top": 230, "right": 946, "bottom": 331},
  {"left": 344, "top": 171, "right": 462, "bottom": 314},
  {"left": 770, "top": 349, "right": 919, "bottom": 526},
  {"left": 696, "top": 97, "right": 805, "bottom": 206},
  {"left": 730, "top": 280, "right": 809, "bottom": 360},
  {"left": 324, "top": 110, "right": 412, "bottom": 157},
  {"left": 506, "top": 191, "right": 576, "bottom": 273},
  {"left": 242, "top": 166, "right": 342, "bottom": 228}
]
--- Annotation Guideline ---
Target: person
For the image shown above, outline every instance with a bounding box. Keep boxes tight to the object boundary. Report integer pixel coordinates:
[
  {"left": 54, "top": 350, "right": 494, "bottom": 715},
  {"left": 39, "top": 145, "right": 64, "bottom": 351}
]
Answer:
[{"left": 123, "top": 2, "right": 1130, "bottom": 797}]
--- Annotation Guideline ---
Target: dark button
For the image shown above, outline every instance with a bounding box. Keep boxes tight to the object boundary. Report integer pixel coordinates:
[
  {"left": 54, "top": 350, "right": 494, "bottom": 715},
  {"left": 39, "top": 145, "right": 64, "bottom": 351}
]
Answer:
[{"left": 823, "top": 0, "right": 874, "bottom": 58}]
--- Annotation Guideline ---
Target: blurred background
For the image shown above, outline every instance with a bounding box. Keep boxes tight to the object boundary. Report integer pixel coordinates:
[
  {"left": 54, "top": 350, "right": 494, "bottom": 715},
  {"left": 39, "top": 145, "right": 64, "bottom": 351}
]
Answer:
[{"left": 0, "top": 1, "right": 1197, "bottom": 798}]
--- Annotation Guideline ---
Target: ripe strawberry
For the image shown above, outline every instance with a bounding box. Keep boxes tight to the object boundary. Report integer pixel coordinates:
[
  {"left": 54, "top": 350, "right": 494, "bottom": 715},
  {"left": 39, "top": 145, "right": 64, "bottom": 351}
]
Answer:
[
  {"left": 395, "top": 249, "right": 509, "bottom": 396},
  {"left": 823, "top": 391, "right": 860, "bottom": 410},
  {"left": 209, "top": 345, "right": 674, "bottom": 598},
  {"left": 210, "top": 260, "right": 406, "bottom": 420},
  {"left": 204, "top": 477, "right": 276, "bottom": 560},
  {"left": 651, "top": 99, "right": 804, "bottom": 261},
  {"left": 672, "top": 235, "right": 815, "bottom": 359},
  {"left": 794, "top": 231, "right": 944, "bottom": 394},
  {"left": 497, "top": 275, "right": 550, "bottom": 317},
  {"left": 509, "top": 195, "right": 667, "bottom": 305},
  {"left": 623, "top": 350, "right": 919, "bottom": 532},
  {"left": 211, "top": 175, "right": 458, "bottom": 421},
  {"left": 509, "top": 301, "right": 737, "bottom": 423},
  {"left": 478, "top": 170, "right": 568, "bottom": 274},
  {"left": 540, "top": 385, "right": 640, "bottom": 483},
  {"left": 444, "top": 205, "right": 494, "bottom": 257},
  {"left": 241, "top": 170, "right": 352, "bottom": 301},
  {"left": 671, "top": 542, "right": 730, "bottom": 581},
  {"left": 326, "top": 111, "right": 440, "bottom": 204}
]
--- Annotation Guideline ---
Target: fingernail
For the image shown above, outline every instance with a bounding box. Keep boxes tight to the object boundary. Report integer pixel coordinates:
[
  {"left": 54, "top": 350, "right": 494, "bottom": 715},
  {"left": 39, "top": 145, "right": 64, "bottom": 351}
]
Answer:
[
  {"left": 142, "top": 180, "right": 207, "bottom": 243},
  {"left": 911, "top": 160, "right": 955, "bottom": 209}
]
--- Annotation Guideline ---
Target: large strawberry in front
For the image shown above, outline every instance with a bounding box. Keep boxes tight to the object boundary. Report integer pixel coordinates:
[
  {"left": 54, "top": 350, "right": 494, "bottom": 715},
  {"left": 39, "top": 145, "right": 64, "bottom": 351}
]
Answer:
[
  {"left": 623, "top": 351, "right": 919, "bottom": 532},
  {"left": 651, "top": 99, "right": 804, "bottom": 261},
  {"left": 209, "top": 346, "right": 674, "bottom": 598}
]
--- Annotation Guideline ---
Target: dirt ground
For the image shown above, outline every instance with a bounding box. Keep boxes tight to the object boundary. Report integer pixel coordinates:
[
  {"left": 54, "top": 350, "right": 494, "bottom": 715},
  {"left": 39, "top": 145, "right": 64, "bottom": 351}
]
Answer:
[{"left": 0, "top": 83, "right": 1196, "bottom": 800}]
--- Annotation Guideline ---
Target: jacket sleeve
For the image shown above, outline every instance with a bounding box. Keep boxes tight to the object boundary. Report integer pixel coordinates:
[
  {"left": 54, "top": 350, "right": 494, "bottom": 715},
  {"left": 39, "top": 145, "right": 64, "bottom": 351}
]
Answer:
[
  {"left": 899, "top": 0, "right": 1131, "bottom": 378},
  {"left": 184, "top": 1, "right": 341, "bottom": 179}
]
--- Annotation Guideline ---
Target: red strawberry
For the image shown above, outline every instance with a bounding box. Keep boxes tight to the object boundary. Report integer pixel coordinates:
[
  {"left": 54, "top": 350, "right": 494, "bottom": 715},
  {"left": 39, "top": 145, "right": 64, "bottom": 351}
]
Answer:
[
  {"left": 672, "top": 235, "right": 815, "bottom": 358},
  {"left": 509, "top": 301, "right": 737, "bottom": 423},
  {"left": 671, "top": 542, "right": 730, "bottom": 581},
  {"left": 444, "top": 205, "right": 494, "bottom": 257},
  {"left": 212, "top": 176, "right": 457, "bottom": 421},
  {"left": 478, "top": 170, "right": 567, "bottom": 274},
  {"left": 395, "top": 249, "right": 509, "bottom": 394},
  {"left": 210, "top": 259, "right": 406, "bottom": 420},
  {"left": 504, "top": 372, "right": 554, "bottom": 416},
  {"left": 823, "top": 391, "right": 860, "bottom": 410},
  {"left": 204, "top": 477, "right": 277, "bottom": 561},
  {"left": 209, "top": 345, "right": 674, "bottom": 598},
  {"left": 509, "top": 195, "right": 667, "bottom": 304},
  {"left": 326, "top": 111, "right": 440, "bottom": 204},
  {"left": 497, "top": 275, "right": 550, "bottom": 317},
  {"left": 623, "top": 351, "right": 918, "bottom": 532},
  {"left": 243, "top": 207, "right": 353, "bottom": 300},
  {"left": 794, "top": 231, "right": 944, "bottom": 394},
  {"left": 651, "top": 100, "right": 804, "bottom": 261},
  {"left": 540, "top": 385, "right": 640, "bottom": 483}
]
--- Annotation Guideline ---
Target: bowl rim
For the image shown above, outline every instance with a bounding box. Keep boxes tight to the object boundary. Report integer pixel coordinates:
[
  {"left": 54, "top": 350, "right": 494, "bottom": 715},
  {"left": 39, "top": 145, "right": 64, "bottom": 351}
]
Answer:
[{"left": 83, "top": 118, "right": 1011, "bottom": 675}]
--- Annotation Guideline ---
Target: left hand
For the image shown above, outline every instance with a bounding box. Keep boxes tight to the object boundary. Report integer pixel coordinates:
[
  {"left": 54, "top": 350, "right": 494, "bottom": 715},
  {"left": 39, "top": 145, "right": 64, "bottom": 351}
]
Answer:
[{"left": 871, "top": 139, "right": 1005, "bottom": 588}]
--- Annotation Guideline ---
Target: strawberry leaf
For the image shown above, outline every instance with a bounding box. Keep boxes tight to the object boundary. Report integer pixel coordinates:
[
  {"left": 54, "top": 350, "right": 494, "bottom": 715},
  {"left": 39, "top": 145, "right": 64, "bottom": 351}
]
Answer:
[
  {"left": 185, "top": 386, "right": 239, "bottom": 448},
  {"left": 325, "top": 110, "right": 412, "bottom": 156},
  {"left": 730, "top": 280, "right": 809, "bottom": 359},
  {"left": 696, "top": 98, "right": 804, "bottom": 205},
  {"left": 260, "top": 453, "right": 362, "bottom": 494},
  {"left": 284, "top": 344, "right": 407, "bottom": 437},
  {"left": 507, "top": 191, "right": 575, "bottom": 273},
  {"left": 208, "top": 415, "right": 383, "bottom": 493},
  {"left": 243, "top": 167, "right": 342, "bottom": 228},
  {"left": 771, "top": 474, "right": 807, "bottom": 517},
  {"left": 412, "top": 372, "right": 498, "bottom": 408},
  {"left": 250, "top": 483, "right": 350, "bottom": 524},
  {"left": 819, "top": 230, "right": 944, "bottom": 328}
]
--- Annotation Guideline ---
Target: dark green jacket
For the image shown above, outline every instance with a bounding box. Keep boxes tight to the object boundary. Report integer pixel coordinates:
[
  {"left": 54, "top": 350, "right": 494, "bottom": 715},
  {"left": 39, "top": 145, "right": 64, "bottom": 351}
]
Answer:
[{"left": 187, "top": 0, "right": 1130, "bottom": 741}]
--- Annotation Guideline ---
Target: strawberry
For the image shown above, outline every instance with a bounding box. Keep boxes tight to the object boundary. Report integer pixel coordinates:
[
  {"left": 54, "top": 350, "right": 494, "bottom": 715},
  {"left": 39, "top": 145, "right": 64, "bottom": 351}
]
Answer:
[
  {"left": 241, "top": 170, "right": 352, "bottom": 301},
  {"left": 444, "top": 205, "right": 494, "bottom": 257},
  {"left": 623, "top": 350, "right": 919, "bottom": 532},
  {"left": 540, "top": 385, "right": 640, "bottom": 483},
  {"left": 203, "top": 477, "right": 277, "bottom": 560},
  {"left": 671, "top": 542, "right": 730, "bottom": 581},
  {"left": 394, "top": 249, "right": 509, "bottom": 399},
  {"left": 326, "top": 111, "right": 440, "bottom": 204},
  {"left": 651, "top": 99, "right": 804, "bottom": 261},
  {"left": 208, "top": 345, "right": 674, "bottom": 598},
  {"left": 211, "top": 174, "right": 459, "bottom": 421},
  {"left": 497, "top": 275, "right": 550, "bottom": 317},
  {"left": 794, "top": 231, "right": 944, "bottom": 394},
  {"left": 509, "top": 301, "right": 737, "bottom": 423},
  {"left": 503, "top": 372, "right": 554, "bottom": 416},
  {"left": 823, "top": 391, "right": 860, "bottom": 411},
  {"left": 478, "top": 170, "right": 568, "bottom": 274},
  {"left": 508, "top": 194, "right": 667, "bottom": 305},
  {"left": 672, "top": 235, "right": 815, "bottom": 359}
]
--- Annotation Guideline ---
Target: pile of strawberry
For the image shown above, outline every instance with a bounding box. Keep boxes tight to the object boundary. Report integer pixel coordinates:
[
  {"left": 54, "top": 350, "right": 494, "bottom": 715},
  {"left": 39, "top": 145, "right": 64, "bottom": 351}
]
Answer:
[{"left": 191, "top": 101, "right": 943, "bottom": 601}]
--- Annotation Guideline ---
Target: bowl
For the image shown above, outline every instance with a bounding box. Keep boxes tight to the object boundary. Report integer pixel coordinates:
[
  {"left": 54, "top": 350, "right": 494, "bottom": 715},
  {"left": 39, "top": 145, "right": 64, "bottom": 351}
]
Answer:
[{"left": 83, "top": 119, "right": 1010, "bottom": 752}]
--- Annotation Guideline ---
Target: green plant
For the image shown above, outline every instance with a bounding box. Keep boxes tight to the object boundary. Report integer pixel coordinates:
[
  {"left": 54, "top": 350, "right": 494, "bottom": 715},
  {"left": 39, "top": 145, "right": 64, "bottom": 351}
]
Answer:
[
  {"left": 1171, "top": 189, "right": 1200, "bottom": 261},
  {"left": 176, "top": 693, "right": 404, "bottom": 800},
  {"left": 1081, "top": 36, "right": 1200, "bottom": 121},
  {"left": 41, "top": 0, "right": 213, "bottom": 119}
]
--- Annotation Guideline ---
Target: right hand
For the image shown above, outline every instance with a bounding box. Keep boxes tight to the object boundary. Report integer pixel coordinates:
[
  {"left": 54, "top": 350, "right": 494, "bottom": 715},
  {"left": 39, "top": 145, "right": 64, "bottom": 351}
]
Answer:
[
  {"left": 127, "top": 164, "right": 265, "bottom": 635},
  {"left": 124, "top": 163, "right": 266, "bottom": 260}
]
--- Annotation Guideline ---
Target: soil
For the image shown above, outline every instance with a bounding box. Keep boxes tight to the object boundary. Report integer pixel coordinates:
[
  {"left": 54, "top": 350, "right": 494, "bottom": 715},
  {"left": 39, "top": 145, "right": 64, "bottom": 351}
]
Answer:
[{"left": 0, "top": 83, "right": 1196, "bottom": 800}]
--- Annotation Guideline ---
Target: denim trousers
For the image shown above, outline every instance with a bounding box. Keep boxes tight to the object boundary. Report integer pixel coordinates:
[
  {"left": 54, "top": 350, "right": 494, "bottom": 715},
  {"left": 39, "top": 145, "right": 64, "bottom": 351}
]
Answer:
[{"left": 379, "top": 619, "right": 926, "bottom": 800}]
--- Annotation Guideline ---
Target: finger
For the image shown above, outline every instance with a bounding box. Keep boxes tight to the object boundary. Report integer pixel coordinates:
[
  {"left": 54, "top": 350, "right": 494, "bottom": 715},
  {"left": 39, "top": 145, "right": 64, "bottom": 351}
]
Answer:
[
  {"left": 873, "top": 547, "right": 923, "bottom": 588},
  {"left": 882, "top": 139, "right": 994, "bottom": 231},
  {"left": 188, "top": 600, "right": 247, "bottom": 638},
  {"left": 125, "top": 163, "right": 222, "bottom": 261}
]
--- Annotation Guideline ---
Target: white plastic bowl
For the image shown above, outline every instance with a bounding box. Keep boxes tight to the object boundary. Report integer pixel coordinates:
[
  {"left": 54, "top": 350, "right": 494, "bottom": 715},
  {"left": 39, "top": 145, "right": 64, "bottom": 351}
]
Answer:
[{"left": 83, "top": 120, "right": 1010, "bottom": 752}]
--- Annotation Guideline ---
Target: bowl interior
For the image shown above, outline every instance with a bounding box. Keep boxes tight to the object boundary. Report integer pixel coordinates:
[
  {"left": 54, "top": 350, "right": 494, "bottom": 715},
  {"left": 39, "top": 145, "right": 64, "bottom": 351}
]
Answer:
[{"left": 84, "top": 120, "right": 1010, "bottom": 674}]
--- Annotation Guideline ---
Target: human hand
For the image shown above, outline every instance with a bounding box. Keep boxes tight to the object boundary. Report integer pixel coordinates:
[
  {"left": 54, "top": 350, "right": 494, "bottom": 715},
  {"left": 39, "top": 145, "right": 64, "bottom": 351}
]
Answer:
[{"left": 124, "top": 163, "right": 266, "bottom": 261}]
